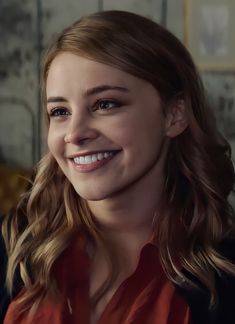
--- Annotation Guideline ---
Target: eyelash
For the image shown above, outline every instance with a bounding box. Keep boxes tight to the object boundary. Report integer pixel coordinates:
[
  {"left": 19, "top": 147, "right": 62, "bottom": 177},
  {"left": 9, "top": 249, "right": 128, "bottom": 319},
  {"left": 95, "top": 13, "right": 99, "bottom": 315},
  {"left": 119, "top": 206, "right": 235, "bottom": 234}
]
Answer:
[
  {"left": 48, "top": 107, "right": 70, "bottom": 117},
  {"left": 93, "top": 99, "right": 122, "bottom": 111},
  {"left": 48, "top": 99, "right": 122, "bottom": 117}
]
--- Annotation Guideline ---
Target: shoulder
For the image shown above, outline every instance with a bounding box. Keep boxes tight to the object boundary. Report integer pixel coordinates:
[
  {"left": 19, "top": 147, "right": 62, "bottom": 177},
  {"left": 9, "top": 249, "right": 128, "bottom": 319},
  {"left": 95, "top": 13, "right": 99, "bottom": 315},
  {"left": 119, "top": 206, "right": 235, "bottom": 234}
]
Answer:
[
  {"left": 213, "top": 238, "right": 235, "bottom": 323},
  {"left": 0, "top": 215, "right": 23, "bottom": 324},
  {"left": 0, "top": 215, "right": 11, "bottom": 324},
  {"left": 217, "top": 236, "right": 235, "bottom": 262},
  {"left": 177, "top": 238, "right": 235, "bottom": 324}
]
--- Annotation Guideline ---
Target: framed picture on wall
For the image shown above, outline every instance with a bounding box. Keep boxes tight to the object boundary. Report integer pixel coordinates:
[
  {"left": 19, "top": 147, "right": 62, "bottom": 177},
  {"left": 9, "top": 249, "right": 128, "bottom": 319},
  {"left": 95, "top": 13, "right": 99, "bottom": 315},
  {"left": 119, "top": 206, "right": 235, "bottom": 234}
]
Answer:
[{"left": 184, "top": 0, "right": 235, "bottom": 70}]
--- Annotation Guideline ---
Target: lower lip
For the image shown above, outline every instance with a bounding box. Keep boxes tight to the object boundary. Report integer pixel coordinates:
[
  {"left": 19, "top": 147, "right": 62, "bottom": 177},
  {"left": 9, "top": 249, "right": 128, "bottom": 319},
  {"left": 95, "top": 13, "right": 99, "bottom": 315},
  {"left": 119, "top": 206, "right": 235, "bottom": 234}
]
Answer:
[{"left": 70, "top": 152, "right": 118, "bottom": 172}]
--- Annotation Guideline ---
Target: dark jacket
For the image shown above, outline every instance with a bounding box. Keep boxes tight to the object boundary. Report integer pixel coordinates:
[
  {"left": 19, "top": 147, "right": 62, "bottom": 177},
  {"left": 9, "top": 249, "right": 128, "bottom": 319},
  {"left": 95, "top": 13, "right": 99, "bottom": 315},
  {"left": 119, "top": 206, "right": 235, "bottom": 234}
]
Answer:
[
  {"left": 1, "top": 217, "right": 235, "bottom": 324},
  {"left": 177, "top": 238, "right": 235, "bottom": 324},
  {"left": 0, "top": 217, "right": 22, "bottom": 324}
]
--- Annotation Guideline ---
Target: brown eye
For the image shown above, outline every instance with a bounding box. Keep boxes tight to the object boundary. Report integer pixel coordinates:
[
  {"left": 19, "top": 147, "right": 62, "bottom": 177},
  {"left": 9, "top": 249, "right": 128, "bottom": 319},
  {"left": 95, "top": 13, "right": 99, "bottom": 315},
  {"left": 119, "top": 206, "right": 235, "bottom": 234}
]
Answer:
[
  {"left": 96, "top": 99, "right": 122, "bottom": 111},
  {"left": 49, "top": 107, "right": 70, "bottom": 117}
]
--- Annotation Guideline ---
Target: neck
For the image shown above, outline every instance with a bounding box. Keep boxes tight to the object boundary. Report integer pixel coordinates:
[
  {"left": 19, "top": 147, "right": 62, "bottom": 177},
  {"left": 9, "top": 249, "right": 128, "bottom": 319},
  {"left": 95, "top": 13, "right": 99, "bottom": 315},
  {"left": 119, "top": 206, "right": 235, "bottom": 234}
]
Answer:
[
  {"left": 87, "top": 176, "right": 164, "bottom": 255},
  {"left": 87, "top": 174, "right": 164, "bottom": 282}
]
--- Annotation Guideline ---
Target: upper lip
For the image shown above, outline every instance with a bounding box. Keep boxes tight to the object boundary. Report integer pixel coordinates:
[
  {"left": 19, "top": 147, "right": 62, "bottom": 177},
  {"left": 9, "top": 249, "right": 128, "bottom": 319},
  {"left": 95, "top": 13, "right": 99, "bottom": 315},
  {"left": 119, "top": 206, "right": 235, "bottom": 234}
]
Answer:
[{"left": 67, "top": 150, "right": 120, "bottom": 159}]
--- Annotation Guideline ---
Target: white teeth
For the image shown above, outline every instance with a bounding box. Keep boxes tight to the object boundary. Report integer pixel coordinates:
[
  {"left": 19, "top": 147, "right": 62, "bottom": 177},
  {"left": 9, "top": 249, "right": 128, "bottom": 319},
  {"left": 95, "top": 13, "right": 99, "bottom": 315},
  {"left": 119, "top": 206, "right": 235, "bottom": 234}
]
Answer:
[
  {"left": 74, "top": 157, "right": 80, "bottom": 164},
  {"left": 97, "top": 153, "right": 104, "bottom": 161},
  {"left": 92, "top": 154, "right": 98, "bottom": 162},
  {"left": 73, "top": 152, "right": 113, "bottom": 165},
  {"left": 85, "top": 155, "right": 92, "bottom": 163}
]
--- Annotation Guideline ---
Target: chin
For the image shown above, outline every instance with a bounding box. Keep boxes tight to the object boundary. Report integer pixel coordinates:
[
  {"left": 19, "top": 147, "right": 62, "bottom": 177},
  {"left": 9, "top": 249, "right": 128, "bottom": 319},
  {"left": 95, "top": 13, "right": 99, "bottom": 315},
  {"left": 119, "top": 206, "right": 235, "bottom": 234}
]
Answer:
[{"left": 72, "top": 184, "right": 115, "bottom": 201}]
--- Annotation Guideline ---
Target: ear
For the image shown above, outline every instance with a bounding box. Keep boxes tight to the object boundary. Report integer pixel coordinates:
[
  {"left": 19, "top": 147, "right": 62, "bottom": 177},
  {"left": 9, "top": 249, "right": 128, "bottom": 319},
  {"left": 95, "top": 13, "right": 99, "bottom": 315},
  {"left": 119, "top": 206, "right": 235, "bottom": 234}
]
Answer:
[{"left": 165, "top": 99, "right": 188, "bottom": 138}]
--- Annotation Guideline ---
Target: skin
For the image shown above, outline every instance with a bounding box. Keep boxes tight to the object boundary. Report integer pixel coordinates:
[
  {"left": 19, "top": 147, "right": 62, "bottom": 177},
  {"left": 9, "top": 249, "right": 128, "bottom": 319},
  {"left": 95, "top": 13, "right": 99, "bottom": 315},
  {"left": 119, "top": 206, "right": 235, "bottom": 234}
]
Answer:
[{"left": 46, "top": 52, "right": 187, "bottom": 320}]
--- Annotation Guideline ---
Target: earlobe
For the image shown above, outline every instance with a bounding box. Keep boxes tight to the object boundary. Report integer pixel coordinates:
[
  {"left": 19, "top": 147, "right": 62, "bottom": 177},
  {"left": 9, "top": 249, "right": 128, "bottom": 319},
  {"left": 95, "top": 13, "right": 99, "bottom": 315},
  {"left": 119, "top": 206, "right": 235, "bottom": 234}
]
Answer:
[{"left": 165, "top": 99, "right": 188, "bottom": 138}]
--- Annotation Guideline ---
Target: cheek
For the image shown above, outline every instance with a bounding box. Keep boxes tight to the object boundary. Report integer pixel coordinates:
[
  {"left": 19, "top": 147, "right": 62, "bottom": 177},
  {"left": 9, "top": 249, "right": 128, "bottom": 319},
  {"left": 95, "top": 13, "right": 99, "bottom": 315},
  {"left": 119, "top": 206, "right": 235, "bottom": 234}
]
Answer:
[
  {"left": 119, "top": 113, "right": 165, "bottom": 148},
  {"left": 47, "top": 125, "right": 64, "bottom": 157},
  {"left": 97, "top": 117, "right": 133, "bottom": 148}
]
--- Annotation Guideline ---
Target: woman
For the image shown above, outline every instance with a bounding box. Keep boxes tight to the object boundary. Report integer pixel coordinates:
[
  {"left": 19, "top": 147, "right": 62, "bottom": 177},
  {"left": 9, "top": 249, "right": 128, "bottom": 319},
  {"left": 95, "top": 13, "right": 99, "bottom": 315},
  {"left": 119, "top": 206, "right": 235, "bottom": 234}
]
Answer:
[{"left": 1, "top": 10, "right": 235, "bottom": 324}]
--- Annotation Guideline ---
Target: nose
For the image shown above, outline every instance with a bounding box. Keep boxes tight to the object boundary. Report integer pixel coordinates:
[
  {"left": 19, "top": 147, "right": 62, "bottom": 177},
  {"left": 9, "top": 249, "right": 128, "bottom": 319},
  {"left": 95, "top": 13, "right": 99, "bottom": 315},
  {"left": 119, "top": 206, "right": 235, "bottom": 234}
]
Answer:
[{"left": 64, "top": 112, "right": 99, "bottom": 145}]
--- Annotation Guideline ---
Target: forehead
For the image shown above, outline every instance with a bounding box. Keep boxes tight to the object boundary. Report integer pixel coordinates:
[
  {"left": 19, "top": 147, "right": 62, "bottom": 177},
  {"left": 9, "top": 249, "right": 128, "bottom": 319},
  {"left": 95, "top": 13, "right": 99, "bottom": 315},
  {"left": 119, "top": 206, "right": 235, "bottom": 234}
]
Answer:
[{"left": 46, "top": 52, "right": 153, "bottom": 95}]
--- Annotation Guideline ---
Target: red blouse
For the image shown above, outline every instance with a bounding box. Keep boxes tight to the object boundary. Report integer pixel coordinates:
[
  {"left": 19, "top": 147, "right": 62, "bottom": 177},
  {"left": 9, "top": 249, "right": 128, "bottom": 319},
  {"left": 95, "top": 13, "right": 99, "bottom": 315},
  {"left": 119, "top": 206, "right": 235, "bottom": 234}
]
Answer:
[{"left": 4, "top": 233, "right": 190, "bottom": 323}]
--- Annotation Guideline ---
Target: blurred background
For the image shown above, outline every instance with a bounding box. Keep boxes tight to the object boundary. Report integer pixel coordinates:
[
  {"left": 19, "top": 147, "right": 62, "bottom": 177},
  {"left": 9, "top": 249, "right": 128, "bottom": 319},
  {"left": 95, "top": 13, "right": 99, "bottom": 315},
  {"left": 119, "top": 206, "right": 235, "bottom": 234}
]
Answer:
[{"left": 0, "top": 0, "right": 235, "bottom": 214}]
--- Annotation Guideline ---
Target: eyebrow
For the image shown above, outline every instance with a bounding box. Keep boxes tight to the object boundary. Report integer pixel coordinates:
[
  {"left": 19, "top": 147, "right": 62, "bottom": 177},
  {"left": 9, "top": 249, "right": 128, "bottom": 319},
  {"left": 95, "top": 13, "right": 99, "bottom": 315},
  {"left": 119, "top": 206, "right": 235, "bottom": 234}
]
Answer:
[{"left": 47, "top": 85, "right": 129, "bottom": 103}]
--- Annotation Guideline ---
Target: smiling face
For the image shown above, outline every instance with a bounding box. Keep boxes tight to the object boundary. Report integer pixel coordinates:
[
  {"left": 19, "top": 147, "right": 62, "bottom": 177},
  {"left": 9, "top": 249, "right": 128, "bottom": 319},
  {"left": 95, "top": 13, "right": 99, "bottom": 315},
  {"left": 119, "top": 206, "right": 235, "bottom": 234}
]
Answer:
[{"left": 46, "top": 52, "right": 170, "bottom": 201}]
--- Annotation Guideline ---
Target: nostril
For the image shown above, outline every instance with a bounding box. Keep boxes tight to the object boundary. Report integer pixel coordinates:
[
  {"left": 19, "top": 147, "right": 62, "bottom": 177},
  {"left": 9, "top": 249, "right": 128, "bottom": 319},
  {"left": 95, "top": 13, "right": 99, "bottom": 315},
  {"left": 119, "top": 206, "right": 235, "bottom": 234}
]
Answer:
[
  {"left": 64, "top": 134, "right": 71, "bottom": 143},
  {"left": 78, "top": 137, "right": 91, "bottom": 145},
  {"left": 64, "top": 128, "right": 99, "bottom": 145},
  {"left": 64, "top": 133, "right": 94, "bottom": 145}
]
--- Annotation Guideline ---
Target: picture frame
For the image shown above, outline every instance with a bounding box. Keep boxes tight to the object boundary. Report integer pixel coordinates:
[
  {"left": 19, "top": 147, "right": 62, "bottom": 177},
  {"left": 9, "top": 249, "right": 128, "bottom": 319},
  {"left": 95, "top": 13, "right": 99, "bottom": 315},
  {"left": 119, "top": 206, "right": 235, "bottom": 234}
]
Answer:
[{"left": 184, "top": 0, "right": 235, "bottom": 70}]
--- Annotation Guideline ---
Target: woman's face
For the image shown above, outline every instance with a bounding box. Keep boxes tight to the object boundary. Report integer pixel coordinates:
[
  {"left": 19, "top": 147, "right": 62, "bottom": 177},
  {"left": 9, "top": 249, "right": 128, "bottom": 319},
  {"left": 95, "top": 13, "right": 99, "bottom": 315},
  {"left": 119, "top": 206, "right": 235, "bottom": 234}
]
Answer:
[{"left": 46, "top": 52, "right": 171, "bottom": 201}]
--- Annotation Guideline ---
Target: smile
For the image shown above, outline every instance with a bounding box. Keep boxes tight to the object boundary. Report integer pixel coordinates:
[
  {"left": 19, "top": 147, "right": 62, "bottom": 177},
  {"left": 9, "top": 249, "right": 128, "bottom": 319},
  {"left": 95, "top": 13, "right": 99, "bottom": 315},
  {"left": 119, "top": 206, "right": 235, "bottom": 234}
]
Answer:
[
  {"left": 69, "top": 150, "right": 119, "bottom": 172},
  {"left": 73, "top": 151, "right": 114, "bottom": 165}
]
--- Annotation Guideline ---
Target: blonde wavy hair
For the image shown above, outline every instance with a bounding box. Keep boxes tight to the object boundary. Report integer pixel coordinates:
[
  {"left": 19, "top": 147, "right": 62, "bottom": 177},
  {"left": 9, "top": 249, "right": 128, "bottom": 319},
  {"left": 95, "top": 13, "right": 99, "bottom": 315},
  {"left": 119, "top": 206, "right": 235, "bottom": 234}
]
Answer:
[{"left": 2, "top": 10, "right": 235, "bottom": 314}]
